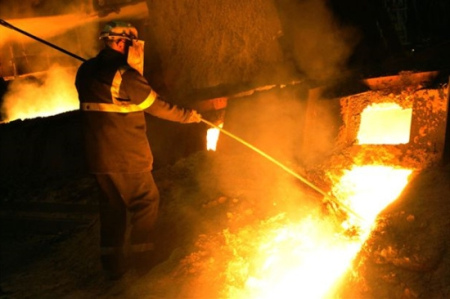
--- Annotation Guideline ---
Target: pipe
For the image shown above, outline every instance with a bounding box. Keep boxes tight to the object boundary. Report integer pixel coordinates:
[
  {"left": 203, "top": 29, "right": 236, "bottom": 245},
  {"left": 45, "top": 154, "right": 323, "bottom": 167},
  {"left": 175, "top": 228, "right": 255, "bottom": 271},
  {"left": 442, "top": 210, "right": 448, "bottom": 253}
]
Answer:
[
  {"left": 200, "top": 118, "right": 362, "bottom": 220},
  {"left": 0, "top": 19, "right": 86, "bottom": 62}
]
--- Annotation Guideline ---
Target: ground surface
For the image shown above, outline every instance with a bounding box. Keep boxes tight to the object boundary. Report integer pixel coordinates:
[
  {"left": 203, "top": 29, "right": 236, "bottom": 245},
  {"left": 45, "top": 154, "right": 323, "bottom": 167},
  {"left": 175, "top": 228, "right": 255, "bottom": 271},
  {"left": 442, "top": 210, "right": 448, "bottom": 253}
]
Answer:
[{"left": 1, "top": 150, "right": 450, "bottom": 299}]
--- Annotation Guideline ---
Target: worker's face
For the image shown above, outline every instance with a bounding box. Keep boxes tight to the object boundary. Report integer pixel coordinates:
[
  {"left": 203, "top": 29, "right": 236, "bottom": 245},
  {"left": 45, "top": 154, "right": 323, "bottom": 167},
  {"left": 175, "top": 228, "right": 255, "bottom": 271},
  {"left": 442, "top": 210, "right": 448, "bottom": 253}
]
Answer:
[{"left": 112, "top": 39, "right": 132, "bottom": 55}]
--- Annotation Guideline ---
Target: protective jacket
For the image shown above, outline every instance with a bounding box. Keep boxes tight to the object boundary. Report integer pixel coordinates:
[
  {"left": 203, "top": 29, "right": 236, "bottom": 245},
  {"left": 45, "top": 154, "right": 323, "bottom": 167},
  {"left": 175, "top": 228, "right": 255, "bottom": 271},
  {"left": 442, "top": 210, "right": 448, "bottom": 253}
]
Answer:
[{"left": 75, "top": 47, "right": 194, "bottom": 173}]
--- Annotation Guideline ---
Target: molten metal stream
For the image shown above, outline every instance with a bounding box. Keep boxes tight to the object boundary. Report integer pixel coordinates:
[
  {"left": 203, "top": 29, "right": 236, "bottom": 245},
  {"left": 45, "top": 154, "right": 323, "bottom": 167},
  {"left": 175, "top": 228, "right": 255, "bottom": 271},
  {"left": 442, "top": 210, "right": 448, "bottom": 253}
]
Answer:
[{"left": 200, "top": 118, "right": 362, "bottom": 220}]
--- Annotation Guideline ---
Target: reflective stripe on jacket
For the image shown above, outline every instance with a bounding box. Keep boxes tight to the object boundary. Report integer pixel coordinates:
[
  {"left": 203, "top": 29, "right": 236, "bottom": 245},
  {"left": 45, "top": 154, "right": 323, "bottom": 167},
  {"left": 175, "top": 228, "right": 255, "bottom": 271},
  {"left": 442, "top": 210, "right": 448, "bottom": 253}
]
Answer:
[
  {"left": 75, "top": 47, "right": 192, "bottom": 174},
  {"left": 80, "top": 64, "right": 158, "bottom": 113},
  {"left": 80, "top": 89, "right": 157, "bottom": 113}
]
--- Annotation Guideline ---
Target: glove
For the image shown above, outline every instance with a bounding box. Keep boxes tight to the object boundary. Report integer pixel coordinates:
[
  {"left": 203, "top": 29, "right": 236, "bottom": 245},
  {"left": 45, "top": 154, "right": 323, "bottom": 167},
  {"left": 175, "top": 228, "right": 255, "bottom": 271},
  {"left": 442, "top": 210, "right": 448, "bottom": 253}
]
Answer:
[{"left": 187, "top": 110, "right": 202, "bottom": 123}]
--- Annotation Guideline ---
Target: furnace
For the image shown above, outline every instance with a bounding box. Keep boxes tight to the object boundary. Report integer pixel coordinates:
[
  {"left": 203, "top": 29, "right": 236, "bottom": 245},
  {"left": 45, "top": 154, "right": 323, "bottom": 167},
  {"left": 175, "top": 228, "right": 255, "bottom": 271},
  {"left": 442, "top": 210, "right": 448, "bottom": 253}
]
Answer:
[
  {"left": 299, "top": 72, "right": 449, "bottom": 172},
  {"left": 339, "top": 81, "right": 449, "bottom": 170}
]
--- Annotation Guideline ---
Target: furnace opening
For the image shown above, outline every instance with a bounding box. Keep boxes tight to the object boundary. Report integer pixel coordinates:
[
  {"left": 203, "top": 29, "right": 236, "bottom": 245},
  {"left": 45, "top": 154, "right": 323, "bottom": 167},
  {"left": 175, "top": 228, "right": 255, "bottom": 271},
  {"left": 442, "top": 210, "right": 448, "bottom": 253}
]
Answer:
[{"left": 357, "top": 102, "right": 412, "bottom": 145}]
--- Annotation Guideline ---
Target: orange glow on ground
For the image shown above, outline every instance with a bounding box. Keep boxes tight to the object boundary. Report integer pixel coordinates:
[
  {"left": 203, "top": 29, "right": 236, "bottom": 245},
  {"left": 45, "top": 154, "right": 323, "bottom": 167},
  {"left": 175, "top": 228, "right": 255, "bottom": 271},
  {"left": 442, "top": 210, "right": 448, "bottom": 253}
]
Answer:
[{"left": 357, "top": 103, "right": 412, "bottom": 145}]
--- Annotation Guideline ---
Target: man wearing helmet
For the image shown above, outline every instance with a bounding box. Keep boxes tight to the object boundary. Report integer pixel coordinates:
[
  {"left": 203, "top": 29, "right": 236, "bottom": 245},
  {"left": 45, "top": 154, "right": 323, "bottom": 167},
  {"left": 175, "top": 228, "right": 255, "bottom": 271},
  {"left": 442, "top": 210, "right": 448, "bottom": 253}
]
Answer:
[{"left": 75, "top": 20, "right": 201, "bottom": 279}]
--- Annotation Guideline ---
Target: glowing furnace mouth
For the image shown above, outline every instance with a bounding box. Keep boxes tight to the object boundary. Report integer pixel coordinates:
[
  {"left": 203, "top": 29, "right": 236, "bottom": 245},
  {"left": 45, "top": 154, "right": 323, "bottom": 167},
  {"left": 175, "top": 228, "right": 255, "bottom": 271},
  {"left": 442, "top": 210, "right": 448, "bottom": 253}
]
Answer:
[{"left": 357, "top": 102, "right": 412, "bottom": 145}]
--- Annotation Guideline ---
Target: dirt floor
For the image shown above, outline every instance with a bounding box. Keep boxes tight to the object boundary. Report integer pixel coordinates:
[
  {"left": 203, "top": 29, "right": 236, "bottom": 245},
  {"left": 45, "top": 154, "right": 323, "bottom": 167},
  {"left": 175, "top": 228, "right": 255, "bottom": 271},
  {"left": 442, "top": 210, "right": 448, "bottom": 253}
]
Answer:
[{"left": 1, "top": 149, "right": 450, "bottom": 299}]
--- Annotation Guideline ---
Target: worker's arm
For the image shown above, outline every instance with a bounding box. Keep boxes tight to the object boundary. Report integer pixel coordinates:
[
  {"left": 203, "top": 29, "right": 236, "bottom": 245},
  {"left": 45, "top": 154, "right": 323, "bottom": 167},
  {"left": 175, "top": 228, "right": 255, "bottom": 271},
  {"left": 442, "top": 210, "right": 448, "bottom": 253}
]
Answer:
[
  {"left": 145, "top": 97, "right": 201, "bottom": 123},
  {"left": 122, "top": 68, "right": 201, "bottom": 123}
]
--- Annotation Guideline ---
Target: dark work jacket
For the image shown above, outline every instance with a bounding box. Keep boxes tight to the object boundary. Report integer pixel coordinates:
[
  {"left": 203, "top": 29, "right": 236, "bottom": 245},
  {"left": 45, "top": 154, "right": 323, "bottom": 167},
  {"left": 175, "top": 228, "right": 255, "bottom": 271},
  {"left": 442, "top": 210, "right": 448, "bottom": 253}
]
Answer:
[{"left": 75, "top": 47, "right": 193, "bottom": 174}]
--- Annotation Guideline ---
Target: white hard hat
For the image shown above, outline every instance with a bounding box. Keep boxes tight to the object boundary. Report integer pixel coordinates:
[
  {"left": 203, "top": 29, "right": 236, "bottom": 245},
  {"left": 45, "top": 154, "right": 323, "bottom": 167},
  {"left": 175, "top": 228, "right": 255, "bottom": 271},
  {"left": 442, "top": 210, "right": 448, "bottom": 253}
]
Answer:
[{"left": 99, "top": 21, "right": 138, "bottom": 41}]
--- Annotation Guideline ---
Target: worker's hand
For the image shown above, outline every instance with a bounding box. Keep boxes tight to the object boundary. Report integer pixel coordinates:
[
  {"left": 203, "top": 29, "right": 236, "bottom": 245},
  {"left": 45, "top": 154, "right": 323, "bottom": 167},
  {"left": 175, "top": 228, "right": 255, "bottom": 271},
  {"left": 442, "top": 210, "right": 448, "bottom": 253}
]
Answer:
[{"left": 187, "top": 110, "right": 202, "bottom": 123}]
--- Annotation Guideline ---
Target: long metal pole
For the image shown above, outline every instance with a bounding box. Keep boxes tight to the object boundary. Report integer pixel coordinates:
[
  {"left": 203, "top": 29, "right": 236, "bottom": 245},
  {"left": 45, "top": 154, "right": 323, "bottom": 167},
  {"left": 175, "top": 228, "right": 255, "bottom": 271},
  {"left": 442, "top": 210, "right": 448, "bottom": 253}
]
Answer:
[
  {"left": 201, "top": 118, "right": 327, "bottom": 196},
  {"left": 0, "top": 19, "right": 86, "bottom": 62},
  {"left": 200, "top": 118, "right": 362, "bottom": 220}
]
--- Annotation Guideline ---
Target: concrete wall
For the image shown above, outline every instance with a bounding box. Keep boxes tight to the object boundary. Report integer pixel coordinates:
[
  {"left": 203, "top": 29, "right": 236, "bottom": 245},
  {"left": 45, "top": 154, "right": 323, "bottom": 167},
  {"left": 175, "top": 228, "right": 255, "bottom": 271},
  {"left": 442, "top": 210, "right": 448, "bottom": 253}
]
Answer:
[{"left": 143, "top": 0, "right": 290, "bottom": 104}]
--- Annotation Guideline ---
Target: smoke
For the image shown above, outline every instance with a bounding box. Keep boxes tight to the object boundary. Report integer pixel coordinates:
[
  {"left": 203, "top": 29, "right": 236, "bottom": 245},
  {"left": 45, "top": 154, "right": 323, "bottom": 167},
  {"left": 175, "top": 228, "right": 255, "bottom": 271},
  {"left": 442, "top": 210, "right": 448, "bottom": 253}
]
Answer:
[
  {"left": 0, "top": 1, "right": 98, "bottom": 121},
  {"left": 0, "top": 1, "right": 149, "bottom": 46},
  {"left": 0, "top": 15, "right": 104, "bottom": 66},
  {"left": 212, "top": 87, "right": 328, "bottom": 217},
  {"left": 277, "top": 0, "right": 360, "bottom": 84},
  {"left": 1, "top": 15, "right": 95, "bottom": 45},
  {"left": 0, "top": 13, "right": 98, "bottom": 122},
  {"left": 0, "top": 1, "right": 149, "bottom": 122},
  {"left": 202, "top": 0, "right": 363, "bottom": 204},
  {"left": 1, "top": 64, "right": 79, "bottom": 122}
]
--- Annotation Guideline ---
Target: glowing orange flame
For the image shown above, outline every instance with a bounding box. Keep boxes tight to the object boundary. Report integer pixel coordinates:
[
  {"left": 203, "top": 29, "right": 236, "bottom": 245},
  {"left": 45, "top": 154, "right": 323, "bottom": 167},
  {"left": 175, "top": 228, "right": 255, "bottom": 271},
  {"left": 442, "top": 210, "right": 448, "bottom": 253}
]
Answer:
[
  {"left": 357, "top": 103, "right": 412, "bottom": 145},
  {"left": 207, "top": 123, "right": 223, "bottom": 151}
]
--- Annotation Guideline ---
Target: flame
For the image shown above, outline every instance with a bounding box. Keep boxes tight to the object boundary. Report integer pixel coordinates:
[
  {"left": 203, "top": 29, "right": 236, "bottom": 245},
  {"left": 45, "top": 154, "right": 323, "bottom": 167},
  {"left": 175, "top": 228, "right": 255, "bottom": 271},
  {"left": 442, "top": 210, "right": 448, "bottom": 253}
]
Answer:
[
  {"left": 357, "top": 103, "right": 412, "bottom": 145},
  {"left": 207, "top": 123, "right": 223, "bottom": 151}
]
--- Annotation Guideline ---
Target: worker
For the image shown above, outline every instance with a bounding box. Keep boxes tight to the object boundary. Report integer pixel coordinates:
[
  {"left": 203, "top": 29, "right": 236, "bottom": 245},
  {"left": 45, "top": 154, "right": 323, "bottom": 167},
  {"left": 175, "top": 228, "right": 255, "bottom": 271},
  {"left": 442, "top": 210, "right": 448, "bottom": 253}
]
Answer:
[{"left": 75, "top": 20, "right": 202, "bottom": 280}]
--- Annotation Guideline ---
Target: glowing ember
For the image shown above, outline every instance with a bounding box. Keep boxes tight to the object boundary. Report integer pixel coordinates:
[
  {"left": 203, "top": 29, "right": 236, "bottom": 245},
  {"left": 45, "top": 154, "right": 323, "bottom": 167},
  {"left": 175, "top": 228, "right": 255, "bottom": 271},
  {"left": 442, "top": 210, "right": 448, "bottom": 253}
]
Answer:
[
  {"left": 207, "top": 124, "right": 223, "bottom": 151},
  {"left": 357, "top": 103, "right": 412, "bottom": 145}
]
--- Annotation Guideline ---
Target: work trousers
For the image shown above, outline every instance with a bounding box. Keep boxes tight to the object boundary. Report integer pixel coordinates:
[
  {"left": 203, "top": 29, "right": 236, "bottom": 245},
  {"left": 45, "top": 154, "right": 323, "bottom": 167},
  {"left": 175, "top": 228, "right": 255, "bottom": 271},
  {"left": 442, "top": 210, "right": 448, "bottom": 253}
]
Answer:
[{"left": 94, "top": 172, "right": 159, "bottom": 274}]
